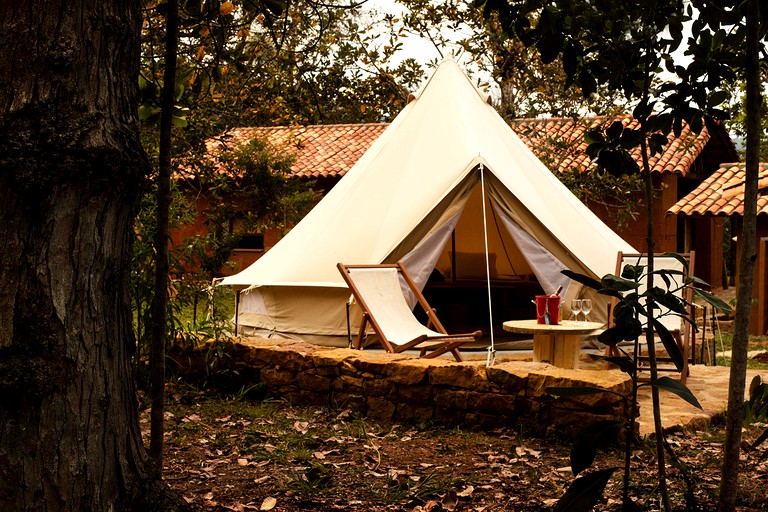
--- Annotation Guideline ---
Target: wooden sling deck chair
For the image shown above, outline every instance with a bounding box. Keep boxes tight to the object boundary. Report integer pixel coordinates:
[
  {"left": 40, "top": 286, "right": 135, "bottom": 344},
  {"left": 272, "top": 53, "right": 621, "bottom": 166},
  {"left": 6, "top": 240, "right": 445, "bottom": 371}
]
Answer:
[
  {"left": 337, "top": 262, "right": 482, "bottom": 362},
  {"left": 605, "top": 252, "right": 696, "bottom": 384}
]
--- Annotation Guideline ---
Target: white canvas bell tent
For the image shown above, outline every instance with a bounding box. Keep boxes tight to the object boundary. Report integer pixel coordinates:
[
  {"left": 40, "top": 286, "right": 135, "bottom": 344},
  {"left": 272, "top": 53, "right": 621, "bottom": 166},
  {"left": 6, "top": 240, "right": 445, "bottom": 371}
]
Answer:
[{"left": 220, "top": 58, "right": 636, "bottom": 342}]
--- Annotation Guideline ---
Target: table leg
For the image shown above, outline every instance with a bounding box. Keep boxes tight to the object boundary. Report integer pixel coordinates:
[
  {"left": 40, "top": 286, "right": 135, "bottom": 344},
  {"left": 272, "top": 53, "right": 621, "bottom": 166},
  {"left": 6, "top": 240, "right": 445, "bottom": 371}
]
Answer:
[
  {"left": 533, "top": 333, "right": 580, "bottom": 369},
  {"left": 554, "top": 334, "right": 581, "bottom": 369},
  {"left": 532, "top": 334, "right": 555, "bottom": 365}
]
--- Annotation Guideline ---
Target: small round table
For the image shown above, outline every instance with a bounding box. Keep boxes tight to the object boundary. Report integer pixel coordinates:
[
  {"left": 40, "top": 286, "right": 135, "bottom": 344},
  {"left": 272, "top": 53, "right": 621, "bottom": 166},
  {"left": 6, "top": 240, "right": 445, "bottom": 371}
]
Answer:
[{"left": 502, "top": 319, "right": 604, "bottom": 369}]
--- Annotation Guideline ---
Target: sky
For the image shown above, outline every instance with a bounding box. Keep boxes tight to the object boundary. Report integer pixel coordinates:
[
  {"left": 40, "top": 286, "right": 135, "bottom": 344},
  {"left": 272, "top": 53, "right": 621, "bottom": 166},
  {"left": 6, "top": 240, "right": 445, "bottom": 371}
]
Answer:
[{"left": 359, "top": 0, "right": 500, "bottom": 98}]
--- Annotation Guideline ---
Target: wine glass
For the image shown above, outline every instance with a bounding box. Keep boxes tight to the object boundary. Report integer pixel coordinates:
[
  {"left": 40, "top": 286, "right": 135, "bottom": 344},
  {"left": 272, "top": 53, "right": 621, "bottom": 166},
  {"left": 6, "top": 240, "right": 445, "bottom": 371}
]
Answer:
[
  {"left": 581, "top": 299, "right": 593, "bottom": 323},
  {"left": 571, "top": 299, "right": 582, "bottom": 323}
]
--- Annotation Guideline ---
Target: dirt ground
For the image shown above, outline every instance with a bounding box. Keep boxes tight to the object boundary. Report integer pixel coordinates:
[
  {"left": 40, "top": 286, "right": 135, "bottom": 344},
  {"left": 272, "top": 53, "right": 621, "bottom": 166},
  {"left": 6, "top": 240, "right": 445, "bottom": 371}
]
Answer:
[{"left": 142, "top": 379, "right": 768, "bottom": 512}]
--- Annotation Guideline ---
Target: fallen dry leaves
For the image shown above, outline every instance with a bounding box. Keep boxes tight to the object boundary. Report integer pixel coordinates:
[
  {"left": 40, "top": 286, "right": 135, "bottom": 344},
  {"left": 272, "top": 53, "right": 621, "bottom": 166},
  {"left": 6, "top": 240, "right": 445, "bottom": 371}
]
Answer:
[{"left": 145, "top": 382, "right": 768, "bottom": 511}]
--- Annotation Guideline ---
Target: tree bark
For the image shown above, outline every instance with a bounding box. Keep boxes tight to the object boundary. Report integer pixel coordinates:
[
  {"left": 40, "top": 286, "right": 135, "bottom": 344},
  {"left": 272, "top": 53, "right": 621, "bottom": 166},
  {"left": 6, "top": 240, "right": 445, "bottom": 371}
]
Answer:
[
  {"left": 719, "top": 0, "right": 761, "bottom": 509},
  {"left": 0, "top": 1, "right": 185, "bottom": 510}
]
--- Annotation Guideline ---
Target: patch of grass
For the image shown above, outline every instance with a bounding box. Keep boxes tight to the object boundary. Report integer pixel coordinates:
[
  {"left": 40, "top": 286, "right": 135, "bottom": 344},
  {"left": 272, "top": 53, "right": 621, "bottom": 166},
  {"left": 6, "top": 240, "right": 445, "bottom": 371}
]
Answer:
[
  {"left": 714, "top": 356, "right": 768, "bottom": 370},
  {"left": 368, "top": 469, "right": 462, "bottom": 505},
  {"left": 175, "top": 285, "right": 236, "bottom": 331},
  {"left": 284, "top": 463, "right": 336, "bottom": 494},
  {"left": 713, "top": 333, "right": 768, "bottom": 353},
  {"left": 239, "top": 403, "right": 351, "bottom": 465}
]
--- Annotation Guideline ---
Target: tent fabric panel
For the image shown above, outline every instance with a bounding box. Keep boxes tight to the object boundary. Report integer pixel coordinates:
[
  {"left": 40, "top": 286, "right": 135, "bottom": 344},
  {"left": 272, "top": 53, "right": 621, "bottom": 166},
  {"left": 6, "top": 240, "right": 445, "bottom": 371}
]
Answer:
[
  {"left": 498, "top": 212, "right": 571, "bottom": 296},
  {"left": 439, "top": 181, "right": 533, "bottom": 280},
  {"left": 398, "top": 209, "right": 464, "bottom": 307},
  {"left": 386, "top": 169, "right": 478, "bottom": 264},
  {"left": 485, "top": 174, "right": 595, "bottom": 277},
  {"left": 238, "top": 286, "right": 356, "bottom": 336}
]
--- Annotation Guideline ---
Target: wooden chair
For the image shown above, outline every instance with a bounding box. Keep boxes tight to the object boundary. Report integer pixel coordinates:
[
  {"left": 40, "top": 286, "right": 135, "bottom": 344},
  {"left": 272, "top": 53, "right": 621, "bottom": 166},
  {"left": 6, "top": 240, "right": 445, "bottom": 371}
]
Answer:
[
  {"left": 337, "top": 262, "right": 481, "bottom": 362},
  {"left": 605, "top": 252, "right": 696, "bottom": 384}
]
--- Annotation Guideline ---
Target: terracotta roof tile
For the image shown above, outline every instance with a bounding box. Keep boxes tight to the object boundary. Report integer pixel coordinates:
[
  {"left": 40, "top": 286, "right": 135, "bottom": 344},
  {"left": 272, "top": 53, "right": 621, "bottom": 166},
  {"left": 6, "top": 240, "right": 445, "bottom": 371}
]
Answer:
[
  {"left": 668, "top": 162, "right": 768, "bottom": 216},
  {"left": 200, "top": 115, "right": 722, "bottom": 180},
  {"left": 508, "top": 116, "right": 711, "bottom": 177},
  {"left": 205, "top": 124, "right": 387, "bottom": 179}
]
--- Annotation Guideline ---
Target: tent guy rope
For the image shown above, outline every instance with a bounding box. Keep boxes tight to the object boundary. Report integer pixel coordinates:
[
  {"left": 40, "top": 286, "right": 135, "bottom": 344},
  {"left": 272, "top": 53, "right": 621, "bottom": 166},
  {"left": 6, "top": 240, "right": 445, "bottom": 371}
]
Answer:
[{"left": 480, "top": 163, "right": 496, "bottom": 367}]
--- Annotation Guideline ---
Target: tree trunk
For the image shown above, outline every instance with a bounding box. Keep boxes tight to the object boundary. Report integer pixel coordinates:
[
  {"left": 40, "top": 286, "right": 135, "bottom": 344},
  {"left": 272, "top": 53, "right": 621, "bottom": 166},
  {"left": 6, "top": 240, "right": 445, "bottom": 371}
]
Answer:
[
  {"left": 719, "top": 0, "right": 761, "bottom": 509},
  {"left": 149, "top": 0, "right": 179, "bottom": 466},
  {"left": 0, "top": 1, "right": 185, "bottom": 510}
]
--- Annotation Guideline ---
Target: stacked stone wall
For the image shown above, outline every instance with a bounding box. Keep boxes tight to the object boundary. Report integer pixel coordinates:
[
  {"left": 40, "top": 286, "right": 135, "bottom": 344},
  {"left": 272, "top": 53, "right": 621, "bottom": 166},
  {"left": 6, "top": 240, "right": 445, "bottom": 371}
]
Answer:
[{"left": 172, "top": 337, "right": 633, "bottom": 437}]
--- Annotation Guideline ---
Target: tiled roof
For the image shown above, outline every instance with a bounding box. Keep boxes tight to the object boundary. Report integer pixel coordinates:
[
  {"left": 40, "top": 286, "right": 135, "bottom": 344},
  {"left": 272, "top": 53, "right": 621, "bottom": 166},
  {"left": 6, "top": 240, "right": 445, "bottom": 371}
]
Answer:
[
  {"left": 203, "top": 116, "right": 728, "bottom": 179},
  {"left": 669, "top": 162, "right": 768, "bottom": 216},
  {"left": 205, "top": 124, "right": 387, "bottom": 178},
  {"left": 509, "top": 116, "right": 713, "bottom": 176}
]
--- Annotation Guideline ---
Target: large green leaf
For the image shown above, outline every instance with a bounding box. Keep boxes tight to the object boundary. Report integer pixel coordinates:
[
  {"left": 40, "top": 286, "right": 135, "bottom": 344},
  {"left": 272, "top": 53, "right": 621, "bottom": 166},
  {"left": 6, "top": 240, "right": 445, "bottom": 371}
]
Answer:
[
  {"left": 694, "top": 287, "right": 733, "bottom": 315},
  {"left": 598, "top": 354, "right": 637, "bottom": 376},
  {"left": 642, "top": 376, "right": 702, "bottom": 409},
  {"left": 570, "top": 421, "right": 626, "bottom": 475},
  {"left": 649, "top": 319, "right": 684, "bottom": 371},
  {"left": 751, "top": 428, "right": 768, "bottom": 450},
  {"left": 660, "top": 251, "right": 689, "bottom": 272},
  {"left": 553, "top": 468, "right": 618, "bottom": 512},
  {"left": 649, "top": 287, "right": 688, "bottom": 316},
  {"left": 597, "top": 326, "right": 623, "bottom": 346},
  {"left": 561, "top": 269, "right": 602, "bottom": 291},
  {"left": 621, "top": 263, "right": 645, "bottom": 281},
  {"left": 601, "top": 273, "right": 639, "bottom": 292}
]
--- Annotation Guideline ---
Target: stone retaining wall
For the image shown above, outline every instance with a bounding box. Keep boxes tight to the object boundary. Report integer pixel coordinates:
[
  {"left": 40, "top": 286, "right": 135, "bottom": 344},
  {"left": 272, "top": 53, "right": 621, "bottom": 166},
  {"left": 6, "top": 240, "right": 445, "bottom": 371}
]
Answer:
[{"left": 172, "top": 337, "right": 633, "bottom": 436}]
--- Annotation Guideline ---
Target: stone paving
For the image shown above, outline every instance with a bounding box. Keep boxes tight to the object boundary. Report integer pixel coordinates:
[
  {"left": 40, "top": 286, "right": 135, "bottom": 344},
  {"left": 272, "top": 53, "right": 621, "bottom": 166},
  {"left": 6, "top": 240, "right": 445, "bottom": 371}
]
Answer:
[
  {"left": 462, "top": 347, "right": 766, "bottom": 437},
  {"left": 634, "top": 364, "right": 763, "bottom": 436}
]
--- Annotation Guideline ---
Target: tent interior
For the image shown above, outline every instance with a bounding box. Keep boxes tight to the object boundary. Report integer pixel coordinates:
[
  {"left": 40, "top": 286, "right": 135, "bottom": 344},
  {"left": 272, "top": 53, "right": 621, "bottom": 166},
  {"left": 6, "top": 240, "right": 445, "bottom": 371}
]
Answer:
[{"left": 419, "top": 183, "right": 544, "bottom": 338}]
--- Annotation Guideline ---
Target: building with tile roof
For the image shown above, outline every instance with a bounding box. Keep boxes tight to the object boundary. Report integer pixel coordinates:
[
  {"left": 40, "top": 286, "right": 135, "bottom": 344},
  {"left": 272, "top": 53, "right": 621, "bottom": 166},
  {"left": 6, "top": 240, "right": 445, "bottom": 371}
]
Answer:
[
  {"left": 669, "top": 162, "right": 768, "bottom": 217},
  {"left": 203, "top": 124, "right": 386, "bottom": 182},
  {"left": 188, "top": 116, "right": 736, "bottom": 288},
  {"left": 510, "top": 116, "right": 738, "bottom": 289},
  {"left": 671, "top": 162, "right": 768, "bottom": 334}
]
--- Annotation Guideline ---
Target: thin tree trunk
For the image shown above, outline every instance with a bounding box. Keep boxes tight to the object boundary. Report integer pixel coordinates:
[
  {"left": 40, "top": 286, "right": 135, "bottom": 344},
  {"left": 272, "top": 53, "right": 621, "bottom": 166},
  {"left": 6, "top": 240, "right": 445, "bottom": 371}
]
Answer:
[
  {"left": 0, "top": 0, "right": 185, "bottom": 509},
  {"left": 719, "top": 0, "right": 761, "bottom": 509},
  {"left": 149, "top": 0, "right": 180, "bottom": 467},
  {"left": 638, "top": 37, "right": 671, "bottom": 511},
  {"left": 641, "top": 133, "right": 671, "bottom": 512}
]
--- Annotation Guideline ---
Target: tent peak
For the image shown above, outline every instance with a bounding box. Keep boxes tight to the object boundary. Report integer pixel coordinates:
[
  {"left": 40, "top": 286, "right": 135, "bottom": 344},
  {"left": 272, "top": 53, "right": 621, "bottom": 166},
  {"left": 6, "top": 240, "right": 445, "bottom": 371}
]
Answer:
[{"left": 408, "top": 59, "right": 492, "bottom": 105}]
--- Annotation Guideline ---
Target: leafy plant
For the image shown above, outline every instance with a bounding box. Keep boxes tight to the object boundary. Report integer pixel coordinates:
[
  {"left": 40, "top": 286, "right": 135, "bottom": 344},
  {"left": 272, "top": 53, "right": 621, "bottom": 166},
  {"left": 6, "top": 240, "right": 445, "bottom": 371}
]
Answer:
[
  {"left": 743, "top": 375, "right": 768, "bottom": 461},
  {"left": 546, "top": 256, "right": 729, "bottom": 509}
]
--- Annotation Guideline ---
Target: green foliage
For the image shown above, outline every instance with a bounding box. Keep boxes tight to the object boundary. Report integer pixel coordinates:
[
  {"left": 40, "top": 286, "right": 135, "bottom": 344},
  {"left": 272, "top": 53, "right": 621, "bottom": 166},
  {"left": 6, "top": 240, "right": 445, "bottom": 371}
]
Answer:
[
  {"left": 555, "top": 254, "right": 729, "bottom": 508},
  {"left": 131, "top": 131, "right": 317, "bottom": 384},
  {"left": 727, "top": 74, "right": 768, "bottom": 161},
  {"left": 392, "top": 0, "right": 625, "bottom": 120},
  {"left": 558, "top": 167, "right": 644, "bottom": 230},
  {"left": 744, "top": 376, "right": 768, "bottom": 457},
  {"left": 553, "top": 467, "right": 619, "bottom": 512},
  {"left": 177, "top": 135, "right": 318, "bottom": 276},
  {"left": 474, "top": 0, "right": 755, "bottom": 505},
  {"left": 131, "top": 180, "right": 198, "bottom": 374},
  {"left": 642, "top": 376, "right": 702, "bottom": 410},
  {"left": 141, "top": 0, "right": 422, "bottom": 145},
  {"left": 476, "top": 0, "right": 744, "bottom": 186},
  {"left": 592, "top": 254, "right": 730, "bottom": 373}
]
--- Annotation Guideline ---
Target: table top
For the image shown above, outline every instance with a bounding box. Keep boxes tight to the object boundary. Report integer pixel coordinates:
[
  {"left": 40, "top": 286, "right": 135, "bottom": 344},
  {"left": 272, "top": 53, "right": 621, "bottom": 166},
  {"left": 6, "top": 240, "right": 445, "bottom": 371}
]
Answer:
[{"left": 502, "top": 319, "right": 604, "bottom": 335}]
